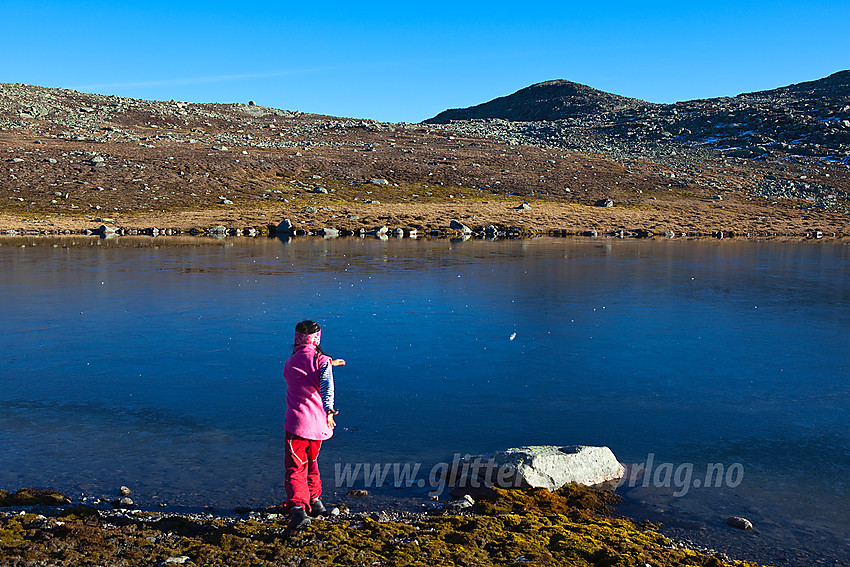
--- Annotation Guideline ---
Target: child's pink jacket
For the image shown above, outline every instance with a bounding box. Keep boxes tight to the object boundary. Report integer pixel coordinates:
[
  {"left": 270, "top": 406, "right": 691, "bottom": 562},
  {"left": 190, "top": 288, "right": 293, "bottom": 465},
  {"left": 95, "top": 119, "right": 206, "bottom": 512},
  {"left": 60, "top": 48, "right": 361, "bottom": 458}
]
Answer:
[{"left": 283, "top": 345, "right": 333, "bottom": 440}]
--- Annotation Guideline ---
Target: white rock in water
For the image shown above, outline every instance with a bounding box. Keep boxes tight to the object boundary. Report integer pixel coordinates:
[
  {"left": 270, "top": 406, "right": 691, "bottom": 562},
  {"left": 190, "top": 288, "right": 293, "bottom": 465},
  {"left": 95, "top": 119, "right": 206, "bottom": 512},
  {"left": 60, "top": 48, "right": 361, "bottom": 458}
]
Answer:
[{"left": 458, "top": 445, "right": 625, "bottom": 491}]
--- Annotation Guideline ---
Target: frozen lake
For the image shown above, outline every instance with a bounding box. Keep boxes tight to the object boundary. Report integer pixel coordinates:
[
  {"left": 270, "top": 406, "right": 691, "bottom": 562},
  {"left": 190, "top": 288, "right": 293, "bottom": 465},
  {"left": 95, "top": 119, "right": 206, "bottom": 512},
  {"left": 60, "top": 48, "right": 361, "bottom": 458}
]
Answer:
[{"left": 1, "top": 235, "right": 848, "bottom": 564}]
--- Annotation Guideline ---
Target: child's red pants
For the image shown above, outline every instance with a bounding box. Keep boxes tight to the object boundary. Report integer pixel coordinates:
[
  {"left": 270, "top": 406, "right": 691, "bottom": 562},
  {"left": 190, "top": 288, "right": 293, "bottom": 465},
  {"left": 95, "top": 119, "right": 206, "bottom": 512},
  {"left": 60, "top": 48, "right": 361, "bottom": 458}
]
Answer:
[{"left": 284, "top": 432, "right": 322, "bottom": 513}]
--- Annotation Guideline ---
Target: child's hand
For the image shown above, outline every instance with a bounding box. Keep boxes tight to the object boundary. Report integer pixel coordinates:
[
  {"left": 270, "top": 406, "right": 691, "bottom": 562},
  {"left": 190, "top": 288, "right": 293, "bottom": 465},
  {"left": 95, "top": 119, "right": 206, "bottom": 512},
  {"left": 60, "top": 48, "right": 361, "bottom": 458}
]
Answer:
[
  {"left": 327, "top": 409, "right": 340, "bottom": 429},
  {"left": 331, "top": 358, "right": 346, "bottom": 367}
]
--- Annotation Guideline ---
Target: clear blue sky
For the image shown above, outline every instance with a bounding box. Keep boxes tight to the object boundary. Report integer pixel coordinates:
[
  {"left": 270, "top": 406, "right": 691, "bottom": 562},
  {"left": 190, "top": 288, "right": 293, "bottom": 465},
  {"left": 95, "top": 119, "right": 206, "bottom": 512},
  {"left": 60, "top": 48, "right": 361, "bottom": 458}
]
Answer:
[{"left": 4, "top": 1, "right": 848, "bottom": 123}]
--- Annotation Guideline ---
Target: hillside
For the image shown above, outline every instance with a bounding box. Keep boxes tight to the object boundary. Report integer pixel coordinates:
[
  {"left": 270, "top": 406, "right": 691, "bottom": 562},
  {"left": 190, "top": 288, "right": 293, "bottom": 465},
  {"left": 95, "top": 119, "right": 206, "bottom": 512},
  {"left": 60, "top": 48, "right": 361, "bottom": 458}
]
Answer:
[
  {"left": 425, "top": 71, "right": 850, "bottom": 165},
  {"left": 1, "top": 80, "right": 848, "bottom": 238},
  {"left": 426, "top": 80, "right": 654, "bottom": 123}
]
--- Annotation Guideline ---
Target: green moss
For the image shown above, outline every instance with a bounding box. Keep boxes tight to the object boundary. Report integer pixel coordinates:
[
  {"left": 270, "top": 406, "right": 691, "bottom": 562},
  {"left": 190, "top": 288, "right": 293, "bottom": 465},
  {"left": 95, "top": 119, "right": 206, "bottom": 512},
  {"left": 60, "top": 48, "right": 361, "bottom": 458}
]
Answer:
[
  {"left": 475, "top": 483, "right": 620, "bottom": 517},
  {"left": 0, "top": 486, "right": 765, "bottom": 566},
  {"left": 557, "top": 482, "right": 622, "bottom": 514},
  {"left": 0, "top": 516, "right": 27, "bottom": 546},
  {"left": 58, "top": 506, "right": 101, "bottom": 522},
  {"left": 0, "top": 488, "right": 72, "bottom": 507}
]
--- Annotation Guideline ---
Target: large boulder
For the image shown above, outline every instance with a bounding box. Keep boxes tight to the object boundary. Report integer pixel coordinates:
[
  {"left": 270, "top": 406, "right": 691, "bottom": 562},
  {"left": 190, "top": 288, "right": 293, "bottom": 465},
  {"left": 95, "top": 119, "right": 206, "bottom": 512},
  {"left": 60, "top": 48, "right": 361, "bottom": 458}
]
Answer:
[
  {"left": 449, "top": 220, "right": 472, "bottom": 234},
  {"left": 275, "top": 219, "right": 294, "bottom": 234},
  {"left": 452, "top": 445, "right": 624, "bottom": 492}
]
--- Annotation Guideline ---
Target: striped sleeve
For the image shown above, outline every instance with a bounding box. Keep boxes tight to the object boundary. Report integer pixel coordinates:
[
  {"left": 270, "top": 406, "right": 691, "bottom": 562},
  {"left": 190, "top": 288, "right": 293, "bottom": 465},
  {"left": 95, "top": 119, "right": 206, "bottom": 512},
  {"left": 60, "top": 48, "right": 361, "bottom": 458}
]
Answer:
[{"left": 319, "top": 361, "right": 335, "bottom": 413}]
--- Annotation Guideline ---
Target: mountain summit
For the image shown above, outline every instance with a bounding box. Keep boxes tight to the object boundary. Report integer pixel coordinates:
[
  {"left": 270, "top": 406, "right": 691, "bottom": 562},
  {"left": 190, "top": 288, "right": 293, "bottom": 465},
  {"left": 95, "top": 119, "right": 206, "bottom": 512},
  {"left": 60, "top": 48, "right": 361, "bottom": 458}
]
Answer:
[
  {"left": 424, "top": 71, "right": 850, "bottom": 164},
  {"left": 425, "top": 80, "right": 652, "bottom": 123},
  {"left": 426, "top": 71, "right": 850, "bottom": 124}
]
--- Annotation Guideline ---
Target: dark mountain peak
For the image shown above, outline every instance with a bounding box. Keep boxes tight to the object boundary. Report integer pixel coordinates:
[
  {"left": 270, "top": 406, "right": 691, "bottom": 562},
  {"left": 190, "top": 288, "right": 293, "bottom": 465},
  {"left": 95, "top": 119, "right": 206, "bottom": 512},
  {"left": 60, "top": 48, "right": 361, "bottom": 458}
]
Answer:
[
  {"left": 786, "top": 69, "right": 850, "bottom": 90},
  {"left": 422, "top": 70, "right": 850, "bottom": 165},
  {"left": 518, "top": 79, "right": 604, "bottom": 95},
  {"left": 821, "top": 69, "right": 850, "bottom": 83},
  {"left": 741, "top": 69, "right": 850, "bottom": 101},
  {"left": 426, "top": 71, "right": 850, "bottom": 126},
  {"left": 425, "top": 79, "right": 652, "bottom": 124}
]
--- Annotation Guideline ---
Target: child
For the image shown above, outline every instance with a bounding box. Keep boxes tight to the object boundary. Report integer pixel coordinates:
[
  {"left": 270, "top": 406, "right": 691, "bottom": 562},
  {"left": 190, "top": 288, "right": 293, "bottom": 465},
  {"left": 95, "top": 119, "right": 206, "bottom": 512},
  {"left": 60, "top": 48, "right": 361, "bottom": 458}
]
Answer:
[{"left": 282, "top": 320, "right": 345, "bottom": 531}]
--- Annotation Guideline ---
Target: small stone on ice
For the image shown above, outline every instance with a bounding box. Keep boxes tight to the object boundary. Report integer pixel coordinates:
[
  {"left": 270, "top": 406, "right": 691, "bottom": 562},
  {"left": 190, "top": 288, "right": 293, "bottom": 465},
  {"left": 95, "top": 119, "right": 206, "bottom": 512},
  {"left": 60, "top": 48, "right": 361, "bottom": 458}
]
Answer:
[{"left": 726, "top": 516, "right": 754, "bottom": 530}]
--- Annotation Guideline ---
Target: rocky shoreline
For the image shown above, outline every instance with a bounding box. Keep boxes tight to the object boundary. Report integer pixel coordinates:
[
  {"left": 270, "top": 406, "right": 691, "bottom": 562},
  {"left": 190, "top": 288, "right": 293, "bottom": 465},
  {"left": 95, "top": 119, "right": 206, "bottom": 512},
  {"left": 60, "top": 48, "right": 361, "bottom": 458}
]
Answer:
[
  {"left": 0, "top": 486, "right": 765, "bottom": 567},
  {"left": 0, "top": 210, "right": 846, "bottom": 242}
]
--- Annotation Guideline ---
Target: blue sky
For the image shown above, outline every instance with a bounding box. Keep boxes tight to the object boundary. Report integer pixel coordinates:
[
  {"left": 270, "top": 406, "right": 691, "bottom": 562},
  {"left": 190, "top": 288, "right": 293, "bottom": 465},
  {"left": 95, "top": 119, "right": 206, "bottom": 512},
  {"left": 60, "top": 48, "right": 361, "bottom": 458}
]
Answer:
[{"left": 4, "top": 1, "right": 848, "bottom": 123}]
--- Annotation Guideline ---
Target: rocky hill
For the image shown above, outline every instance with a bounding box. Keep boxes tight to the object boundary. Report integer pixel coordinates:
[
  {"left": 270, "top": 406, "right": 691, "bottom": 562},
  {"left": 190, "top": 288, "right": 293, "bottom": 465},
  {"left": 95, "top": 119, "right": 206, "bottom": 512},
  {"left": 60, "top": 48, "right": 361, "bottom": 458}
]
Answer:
[
  {"left": 425, "top": 71, "right": 850, "bottom": 165},
  {"left": 427, "top": 80, "right": 654, "bottom": 123}
]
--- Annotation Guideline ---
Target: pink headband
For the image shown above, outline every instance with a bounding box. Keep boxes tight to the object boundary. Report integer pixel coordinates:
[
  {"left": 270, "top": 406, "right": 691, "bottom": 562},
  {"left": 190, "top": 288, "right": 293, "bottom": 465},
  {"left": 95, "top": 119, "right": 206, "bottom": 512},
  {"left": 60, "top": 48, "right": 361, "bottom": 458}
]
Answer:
[{"left": 294, "top": 329, "right": 321, "bottom": 347}]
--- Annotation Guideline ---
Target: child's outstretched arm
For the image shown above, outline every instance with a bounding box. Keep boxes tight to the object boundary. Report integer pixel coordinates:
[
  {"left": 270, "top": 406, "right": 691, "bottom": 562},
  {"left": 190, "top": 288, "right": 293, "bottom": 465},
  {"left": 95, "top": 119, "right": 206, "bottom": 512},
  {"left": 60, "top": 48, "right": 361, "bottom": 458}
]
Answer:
[
  {"left": 319, "top": 360, "right": 337, "bottom": 428},
  {"left": 323, "top": 359, "right": 343, "bottom": 428}
]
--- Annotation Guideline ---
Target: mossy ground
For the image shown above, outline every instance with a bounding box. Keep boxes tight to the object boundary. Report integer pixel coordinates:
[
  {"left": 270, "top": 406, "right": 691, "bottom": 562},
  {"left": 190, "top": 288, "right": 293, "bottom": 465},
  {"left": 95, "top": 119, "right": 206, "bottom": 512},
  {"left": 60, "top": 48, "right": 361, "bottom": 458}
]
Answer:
[
  {"left": 0, "top": 485, "right": 765, "bottom": 566},
  {"left": 0, "top": 488, "right": 71, "bottom": 507}
]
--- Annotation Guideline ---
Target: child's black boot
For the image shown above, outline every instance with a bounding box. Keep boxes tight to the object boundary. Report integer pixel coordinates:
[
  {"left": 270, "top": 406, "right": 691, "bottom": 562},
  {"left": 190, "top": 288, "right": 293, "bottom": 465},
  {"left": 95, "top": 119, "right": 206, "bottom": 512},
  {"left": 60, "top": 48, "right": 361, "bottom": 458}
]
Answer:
[
  {"left": 309, "top": 499, "right": 328, "bottom": 517},
  {"left": 282, "top": 506, "right": 311, "bottom": 541}
]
